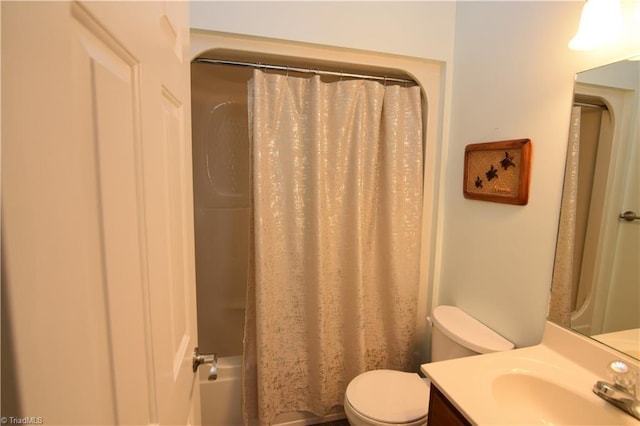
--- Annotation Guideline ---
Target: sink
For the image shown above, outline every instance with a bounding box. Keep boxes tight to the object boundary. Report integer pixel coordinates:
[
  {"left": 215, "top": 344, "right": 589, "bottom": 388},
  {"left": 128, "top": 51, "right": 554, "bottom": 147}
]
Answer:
[
  {"left": 492, "top": 372, "right": 630, "bottom": 425},
  {"left": 421, "top": 322, "right": 640, "bottom": 425}
]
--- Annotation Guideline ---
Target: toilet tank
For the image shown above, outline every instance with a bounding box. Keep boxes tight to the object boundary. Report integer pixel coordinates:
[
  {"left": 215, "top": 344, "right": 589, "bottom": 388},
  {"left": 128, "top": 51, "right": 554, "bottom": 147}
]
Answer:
[{"left": 430, "top": 305, "right": 514, "bottom": 362}]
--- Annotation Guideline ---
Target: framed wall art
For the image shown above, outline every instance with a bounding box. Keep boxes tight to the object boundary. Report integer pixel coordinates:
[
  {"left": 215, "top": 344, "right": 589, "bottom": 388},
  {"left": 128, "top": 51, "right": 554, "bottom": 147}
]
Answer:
[{"left": 463, "top": 138, "right": 532, "bottom": 205}]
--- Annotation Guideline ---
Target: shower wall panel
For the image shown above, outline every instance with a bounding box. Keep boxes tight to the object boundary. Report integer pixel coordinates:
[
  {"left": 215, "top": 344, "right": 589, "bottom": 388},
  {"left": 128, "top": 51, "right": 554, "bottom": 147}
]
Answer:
[{"left": 191, "top": 63, "right": 253, "bottom": 357}]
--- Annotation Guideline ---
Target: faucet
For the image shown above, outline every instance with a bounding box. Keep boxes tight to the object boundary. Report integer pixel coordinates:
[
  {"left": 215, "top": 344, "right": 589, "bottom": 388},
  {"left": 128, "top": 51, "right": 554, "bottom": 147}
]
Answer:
[
  {"left": 192, "top": 347, "right": 218, "bottom": 381},
  {"left": 593, "top": 360, "right": 640, "bottom": 420}
]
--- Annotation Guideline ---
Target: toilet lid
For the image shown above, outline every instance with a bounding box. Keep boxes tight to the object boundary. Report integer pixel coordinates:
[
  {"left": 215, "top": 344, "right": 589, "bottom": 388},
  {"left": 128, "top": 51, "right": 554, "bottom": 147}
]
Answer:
[
  {"left": 345, "top": 370, "right": 429, "bottom": 423},
  {"left": 432, "top": 305, "right": 514, "bottom": 353}
]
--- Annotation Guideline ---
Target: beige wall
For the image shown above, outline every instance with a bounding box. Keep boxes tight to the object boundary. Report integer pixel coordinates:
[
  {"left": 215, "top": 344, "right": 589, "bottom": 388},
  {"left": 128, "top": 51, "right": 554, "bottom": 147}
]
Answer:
[
  {"left": 189, "top": 1, "right": 640, "bottom": 348},
  {"left": 189, "top": 1, "right": 457, "bottom": 63},
  {"left": 442, "top": 1, "right": 640, "bottom": 347}
]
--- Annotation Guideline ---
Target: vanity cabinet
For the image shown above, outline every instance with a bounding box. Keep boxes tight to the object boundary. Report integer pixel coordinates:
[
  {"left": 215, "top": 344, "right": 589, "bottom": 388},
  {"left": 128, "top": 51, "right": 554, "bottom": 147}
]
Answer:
[{"left": 427, "top": 384, "right": 471, "bottom": 426}]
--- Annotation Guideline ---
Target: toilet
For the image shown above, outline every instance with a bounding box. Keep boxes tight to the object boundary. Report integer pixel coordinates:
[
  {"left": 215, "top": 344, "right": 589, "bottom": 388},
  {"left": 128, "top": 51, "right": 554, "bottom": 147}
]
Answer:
[{"left": 344, "top": 305, "right": 514, "bottom": 426}]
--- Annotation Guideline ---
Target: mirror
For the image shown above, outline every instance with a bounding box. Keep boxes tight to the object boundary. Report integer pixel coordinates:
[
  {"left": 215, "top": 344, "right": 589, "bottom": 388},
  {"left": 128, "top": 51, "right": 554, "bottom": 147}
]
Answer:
[{"left": 550, "top": 58, "right": 639, "bottom": 360}]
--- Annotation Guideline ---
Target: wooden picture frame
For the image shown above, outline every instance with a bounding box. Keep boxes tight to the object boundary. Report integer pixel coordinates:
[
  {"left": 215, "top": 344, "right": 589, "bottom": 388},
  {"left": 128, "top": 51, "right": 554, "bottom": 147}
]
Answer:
[{"left": 463, "top": 139, "right": 532, "bottom": 205}]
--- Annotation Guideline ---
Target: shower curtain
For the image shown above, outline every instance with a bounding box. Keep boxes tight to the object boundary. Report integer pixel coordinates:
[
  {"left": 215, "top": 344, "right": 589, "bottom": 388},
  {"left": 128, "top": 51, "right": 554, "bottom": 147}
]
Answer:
[
  {"left": 242, "top": 69, "right": 424, "bottom": 425},
  {"left": 549, "top": 106, "right": 581, "bottom": 327}
]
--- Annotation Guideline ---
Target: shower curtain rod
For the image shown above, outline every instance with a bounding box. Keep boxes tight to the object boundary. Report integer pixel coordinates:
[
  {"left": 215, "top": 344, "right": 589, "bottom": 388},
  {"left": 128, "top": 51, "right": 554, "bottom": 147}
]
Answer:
[
  {"left": 193, "top": 58, "right": 417, "bottom": 85},
  {"left": 574, "top": 101, "right": 608, "bottom": 110}
]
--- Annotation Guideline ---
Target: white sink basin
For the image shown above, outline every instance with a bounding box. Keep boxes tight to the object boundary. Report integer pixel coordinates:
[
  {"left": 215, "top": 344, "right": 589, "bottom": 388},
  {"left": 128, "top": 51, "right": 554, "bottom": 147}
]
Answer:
[
  {"left": 421, "top": 322, "right": 640, "bottom": 425},
  {"left": 492, "top": 372, "right": 631, "bottom": 425}
]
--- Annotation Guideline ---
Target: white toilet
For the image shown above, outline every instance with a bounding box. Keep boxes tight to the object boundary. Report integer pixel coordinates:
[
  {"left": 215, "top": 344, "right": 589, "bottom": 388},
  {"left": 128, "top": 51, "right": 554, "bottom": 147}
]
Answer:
[{"left": 344, "top": 305, "right": 514, "bottom": 426}]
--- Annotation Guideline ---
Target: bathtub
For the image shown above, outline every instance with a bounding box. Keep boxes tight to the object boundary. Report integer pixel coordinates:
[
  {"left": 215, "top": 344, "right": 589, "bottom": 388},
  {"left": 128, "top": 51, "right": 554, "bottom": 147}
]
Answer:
[
  {"left": 199, "top": 355, "right": 243, "bottom": 426},
  {"left": 198, "top": 355, "right": 345, "bottom": 426}
]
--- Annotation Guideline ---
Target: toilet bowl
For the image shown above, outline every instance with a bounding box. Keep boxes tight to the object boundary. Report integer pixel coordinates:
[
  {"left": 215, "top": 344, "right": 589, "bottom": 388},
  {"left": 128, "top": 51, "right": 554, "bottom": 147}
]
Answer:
[
  {"left": 344, "top": 370, "right": 430, "bottom": 426},
  {"left": 344, "top": 305, "right": 514, "bottom": 426}
]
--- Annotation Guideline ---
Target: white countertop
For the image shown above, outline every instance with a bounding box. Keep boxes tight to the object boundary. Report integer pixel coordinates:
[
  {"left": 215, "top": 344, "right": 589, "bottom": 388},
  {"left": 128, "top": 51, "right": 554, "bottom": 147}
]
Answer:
[{"left": 421, "top": 322, "right": 640, "bottom": 425}]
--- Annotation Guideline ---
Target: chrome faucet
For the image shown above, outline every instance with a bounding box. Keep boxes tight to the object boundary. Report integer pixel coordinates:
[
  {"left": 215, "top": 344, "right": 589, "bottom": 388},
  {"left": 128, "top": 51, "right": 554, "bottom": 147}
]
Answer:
[
  {"left": 192, "top": 347, "right": 218, "bottom": 381},
  {"left": 593, "top": 360, "right": 640, "bottom": 420}
]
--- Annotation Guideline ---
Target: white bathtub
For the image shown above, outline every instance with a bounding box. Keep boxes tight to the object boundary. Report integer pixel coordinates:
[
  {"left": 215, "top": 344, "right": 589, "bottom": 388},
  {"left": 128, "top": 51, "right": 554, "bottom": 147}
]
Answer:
[
  {"left": 199, "top": 355, "right": 243, "bottom": 426},
  {"left": 198, "top": 355, "right": 345, "bottom": 426}
]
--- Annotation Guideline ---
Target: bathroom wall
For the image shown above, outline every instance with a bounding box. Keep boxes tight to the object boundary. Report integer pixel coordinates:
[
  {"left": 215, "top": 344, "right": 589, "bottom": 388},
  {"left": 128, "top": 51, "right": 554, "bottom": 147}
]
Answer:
[
  {"left": 441, "top": 1, "right": 640, "bottom": 347},
  {"left": 189, "top": 1, "right": 640, "bottom": 348},
  {"left": 189, "top": 1, "right": 457, "bottom": 63}
]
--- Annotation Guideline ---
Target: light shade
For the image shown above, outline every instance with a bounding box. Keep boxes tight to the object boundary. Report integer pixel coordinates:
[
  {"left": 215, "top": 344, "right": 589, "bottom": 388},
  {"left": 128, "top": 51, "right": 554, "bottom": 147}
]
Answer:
[{"left": 569, "top": 0, "right": 624, "bottom": 51}]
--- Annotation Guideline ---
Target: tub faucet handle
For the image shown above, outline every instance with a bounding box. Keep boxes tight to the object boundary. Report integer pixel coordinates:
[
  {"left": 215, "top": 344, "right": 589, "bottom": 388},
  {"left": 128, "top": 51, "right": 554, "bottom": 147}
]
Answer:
[{"left": 192, "top": 347, "right": 218, "bottom": 381}]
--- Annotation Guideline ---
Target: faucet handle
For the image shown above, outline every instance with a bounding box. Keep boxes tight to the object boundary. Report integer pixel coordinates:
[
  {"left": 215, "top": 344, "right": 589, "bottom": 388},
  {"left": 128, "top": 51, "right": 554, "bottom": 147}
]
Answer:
[
  {"left": 193, "top": 347, "right": 218, "bottom": 381},
  {"left": 609, "top": 361, "right": 638, "bottom": 397}
]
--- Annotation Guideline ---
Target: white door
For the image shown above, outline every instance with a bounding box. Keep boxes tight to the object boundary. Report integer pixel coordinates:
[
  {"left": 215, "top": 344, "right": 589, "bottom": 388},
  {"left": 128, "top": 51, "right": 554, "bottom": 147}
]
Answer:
[{"left": 2, "top": 1, "right": 199, "bottom": 424}]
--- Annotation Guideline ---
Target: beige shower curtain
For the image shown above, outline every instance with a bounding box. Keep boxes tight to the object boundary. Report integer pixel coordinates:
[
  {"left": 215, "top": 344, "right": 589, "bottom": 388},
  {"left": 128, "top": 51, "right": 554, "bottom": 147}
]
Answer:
[
  {"left": 242, "top": 70, "right": 424, "bottom": 425},
  {"left": 549, "top": 106, "right": 581, "bottom": 327}
]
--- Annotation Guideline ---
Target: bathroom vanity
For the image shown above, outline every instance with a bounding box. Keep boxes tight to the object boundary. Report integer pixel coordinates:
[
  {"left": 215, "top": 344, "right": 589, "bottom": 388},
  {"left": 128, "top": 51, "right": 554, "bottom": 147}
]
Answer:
[
  {"left": 421, "top": 322, "right": 639, "bottom": 425},
  {"left": 427, "top": 384, "right": 470, "bottom": 426}
]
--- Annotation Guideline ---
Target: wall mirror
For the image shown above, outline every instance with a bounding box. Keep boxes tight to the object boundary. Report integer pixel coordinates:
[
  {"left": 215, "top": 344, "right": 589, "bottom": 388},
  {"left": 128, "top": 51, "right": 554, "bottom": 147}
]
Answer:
[{"left": 550, "top": 57, "right": 639, "bottom": 360}]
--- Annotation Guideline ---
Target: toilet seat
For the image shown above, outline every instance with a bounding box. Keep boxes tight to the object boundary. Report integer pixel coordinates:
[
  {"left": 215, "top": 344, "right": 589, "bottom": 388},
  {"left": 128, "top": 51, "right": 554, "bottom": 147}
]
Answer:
[{"left": 345, "top": 370, "right": 430, "bottom": 425}]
